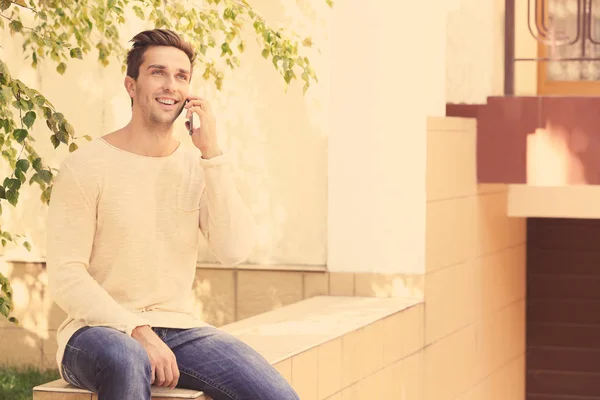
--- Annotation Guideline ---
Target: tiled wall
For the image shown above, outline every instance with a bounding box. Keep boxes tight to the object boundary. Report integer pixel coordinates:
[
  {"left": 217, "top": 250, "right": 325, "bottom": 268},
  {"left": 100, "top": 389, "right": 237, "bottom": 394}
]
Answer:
[
  {"left": 270, "top": 302, "right": 425, "bottom": 400},
  {"left": 192, "top": 267, "right": 424, "bottom": 324},
  {"left": 424, "top": 117, "right": 526, "bottom": 400}
]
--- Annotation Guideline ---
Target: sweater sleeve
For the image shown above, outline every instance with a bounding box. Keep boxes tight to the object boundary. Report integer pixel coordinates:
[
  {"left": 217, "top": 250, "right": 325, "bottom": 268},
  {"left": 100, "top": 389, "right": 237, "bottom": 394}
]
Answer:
[
  {"left": 46, "top": 162, "right": 150, "bottom": 336},
  {"left": 198, "top": 153, "right": 257, "bottom": 266}
]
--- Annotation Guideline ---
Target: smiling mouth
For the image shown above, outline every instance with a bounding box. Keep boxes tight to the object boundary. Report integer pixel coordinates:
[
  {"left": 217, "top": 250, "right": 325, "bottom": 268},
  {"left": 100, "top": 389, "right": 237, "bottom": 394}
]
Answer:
[{"left": 155, "top": 97, "right": 179, "bottom": 106}]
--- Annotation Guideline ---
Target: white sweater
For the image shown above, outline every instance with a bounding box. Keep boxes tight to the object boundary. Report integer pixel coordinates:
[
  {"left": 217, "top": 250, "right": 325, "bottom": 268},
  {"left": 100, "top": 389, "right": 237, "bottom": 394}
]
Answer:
[{"left": 46, "top": 137, "right": 256, "bottom": 370}]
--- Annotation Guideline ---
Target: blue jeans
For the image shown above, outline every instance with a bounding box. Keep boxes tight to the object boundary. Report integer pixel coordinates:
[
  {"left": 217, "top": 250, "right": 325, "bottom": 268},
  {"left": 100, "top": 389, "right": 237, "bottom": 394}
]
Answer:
[{"left": 61, "top": 326, "right": 299, "bottom": 400}]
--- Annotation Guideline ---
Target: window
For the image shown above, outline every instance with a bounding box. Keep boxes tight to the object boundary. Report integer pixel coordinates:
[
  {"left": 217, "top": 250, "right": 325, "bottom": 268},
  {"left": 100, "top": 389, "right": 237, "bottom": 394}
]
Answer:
[{"left": 537, "top": 0, "right": 600, "bottom": 95}]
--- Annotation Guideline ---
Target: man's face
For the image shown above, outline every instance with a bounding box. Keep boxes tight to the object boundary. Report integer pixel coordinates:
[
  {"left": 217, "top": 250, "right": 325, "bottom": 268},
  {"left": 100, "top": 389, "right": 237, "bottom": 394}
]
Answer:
[{"left": 128, "top": 46, "right": 192, "bottom": 127}]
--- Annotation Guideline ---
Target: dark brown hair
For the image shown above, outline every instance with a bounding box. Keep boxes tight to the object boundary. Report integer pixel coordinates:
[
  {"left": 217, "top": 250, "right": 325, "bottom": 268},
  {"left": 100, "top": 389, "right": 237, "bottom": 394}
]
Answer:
[{"left": 126, "top": 29, "right": 196, "bottom": 80}]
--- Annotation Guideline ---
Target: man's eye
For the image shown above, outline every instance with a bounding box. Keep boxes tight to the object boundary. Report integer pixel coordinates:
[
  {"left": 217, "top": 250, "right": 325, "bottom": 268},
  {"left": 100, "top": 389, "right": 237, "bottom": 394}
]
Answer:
[{"left": 152, "top": 70, "right": 163, "bottom": 75}]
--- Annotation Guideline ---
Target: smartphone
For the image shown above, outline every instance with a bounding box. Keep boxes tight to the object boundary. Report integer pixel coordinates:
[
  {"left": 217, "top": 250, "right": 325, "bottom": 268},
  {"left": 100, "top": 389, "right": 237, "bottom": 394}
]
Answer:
[
  {"left": 185, "top": 99, "right": 198, "bottom": 135},
  {"left": 188, "top": 113, "right": 196, "bottom": 135}
]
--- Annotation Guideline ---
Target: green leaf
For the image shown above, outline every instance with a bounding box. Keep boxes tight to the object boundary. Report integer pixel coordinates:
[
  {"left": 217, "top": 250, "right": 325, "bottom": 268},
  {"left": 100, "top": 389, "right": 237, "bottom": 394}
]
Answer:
[
  {"left": 108, "top": 0, "right": 117, "bottom": 9},
  {"left": 38, "top": 170, "right": 52, "bottom": 184},
  {"left": 70, "top": 48, "right": 83, "bottom": 60},
  {"left": 303, "top": 83, "right": 309, "bottom": 95},
  {"left": 0, "top": 88, "right": 11, "bottom": 104},
  {"left": 133, "top": 6, "right": 145, "bottom": 19},
  {"left": 272, "top": 56, "right": 281, "bottom": 68},
  {"left": 23, "top": 111, "right": 36, "bottom": 128},
  {"left": 6, "top": 190, "right": 18, "bottom": 206},
  {"left": 2, "top": 231, "right": 13, "bottom": 241},
  {"left": 32, "top": 157, "right": 42, "bottom": 172},
  {"left": 0, "top": 0, "right": 11, "bottom": 12},
  {"left": 83, "top": 135, "right": 92, "bottom": 141},
  {"left": 56, "top": 63, "right": 67, "bottom": 75},
  {"left": 23, "top": 241, "right": 31, "bottom": 252},
  {"left": 261, "top": 48, "right": 270, "bottom": 59},
  {"left": 41, "top": 186, "right": 52, "bottom": 204},
  {"left": 63, "top": 122, "right": 75, "bottom": 137},
  {"left": 221, "top": 43, "right": 232, "bottom": 56},
  {"left": 8, "top": 20, "right": 23, "bottom": 35},
  {"left": 6, "top": 178, "right": 20, "bottom": 191},
  {"left": 34, "top": 95, "right": 46, "bottom": 107},
  {"left": 8, "top": 316, "right": 17, "bottom": 324},
  {"left": 50, "top": 134, "right": 60, "bottom": 149},
  {"left": 16, "top": 159, "right": 30, "bottom": 173},
  {"left": 18, "top": 98, "right": 28, "bottom": 110},
  {"left": 1, "top": 239, "right": 6, "bottom": 247},
  {"left": 0, "top": 186, "right": 6, "bottom": 200},
  {"left": 13, "top": 129, "right": 28, "bottom": 143},
  {"left": 69, "top": 142, "right": 79, "bottom": 152},
  {"left": 29, "top": 173, "right": 40, "bottom": 186},
  {"left": 15, "top": 169, "right": 26, "bottom": 184},
  {"left": 57, "top": 130, "right": 69, "bottom": 144},
  {"left": 0, "top": 303, "right": 8, "bottom": 318},
  {"left": 43, "top": 107, "right": 53, "bottom": 120}
]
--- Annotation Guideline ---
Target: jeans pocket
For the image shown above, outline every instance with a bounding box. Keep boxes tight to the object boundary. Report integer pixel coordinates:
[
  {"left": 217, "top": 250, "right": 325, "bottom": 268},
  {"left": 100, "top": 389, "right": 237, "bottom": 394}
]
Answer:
[{"left": 62, "top": 364, "right": 84, "bottom": 389}]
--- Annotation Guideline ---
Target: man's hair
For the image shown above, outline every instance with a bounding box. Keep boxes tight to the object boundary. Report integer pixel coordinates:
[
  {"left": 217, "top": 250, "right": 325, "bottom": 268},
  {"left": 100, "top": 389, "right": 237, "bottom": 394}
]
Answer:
[{"left": 126, "top": 29, "right": 196, "bottom": 80}]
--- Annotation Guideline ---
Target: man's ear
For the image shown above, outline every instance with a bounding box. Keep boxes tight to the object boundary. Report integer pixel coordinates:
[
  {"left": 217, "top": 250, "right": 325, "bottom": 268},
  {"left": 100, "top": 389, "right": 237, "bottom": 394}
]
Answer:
[{"left": 124, "top": 76, "right": 136, "bottom": 99}]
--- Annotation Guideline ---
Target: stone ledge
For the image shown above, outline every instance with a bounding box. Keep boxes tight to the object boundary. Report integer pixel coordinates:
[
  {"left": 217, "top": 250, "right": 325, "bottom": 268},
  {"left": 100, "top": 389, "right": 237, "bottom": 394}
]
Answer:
[
  {"left": 224, "top": 295, "right": 420, "bottom": 363},
  {"left": 508, "top": 184, "right": 600, "bottom": 219},
  {"left": 33, "top": 296, "right": 422, "bottom": 399},
  {"left": 226, "top": 296, "right": 423, "bottom": 398}
]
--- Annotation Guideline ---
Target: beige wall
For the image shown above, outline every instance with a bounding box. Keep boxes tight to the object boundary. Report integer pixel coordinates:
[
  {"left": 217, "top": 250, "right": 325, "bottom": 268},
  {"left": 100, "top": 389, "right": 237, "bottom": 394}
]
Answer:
[
  {"left": 445, "top": 0, "right": 540, "bottom": 101},
  {"left": 446, "top": 0, "right": 506, "bottom": 103},
  {"left": 425, "top": 116, "right": 526, "bottom": 399},
  {"left": 327, "top": 0, "right": 448, "bottom": 275}
]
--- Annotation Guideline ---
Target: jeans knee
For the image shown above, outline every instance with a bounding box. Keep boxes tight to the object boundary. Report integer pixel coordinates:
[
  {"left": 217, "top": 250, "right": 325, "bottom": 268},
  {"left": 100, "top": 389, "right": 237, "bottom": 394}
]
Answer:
[{"left": 99, "top": 338, "right": 151, "bottom": 383}]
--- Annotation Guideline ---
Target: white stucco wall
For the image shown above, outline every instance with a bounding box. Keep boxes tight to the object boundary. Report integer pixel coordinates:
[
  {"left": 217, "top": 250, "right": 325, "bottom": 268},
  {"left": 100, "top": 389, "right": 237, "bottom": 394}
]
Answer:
[
  {"left": 446, "top": 0, "right": 506, "bottom": 103},
  {"left": 326, "top": 0, "right": 448, "bottom": 275}
]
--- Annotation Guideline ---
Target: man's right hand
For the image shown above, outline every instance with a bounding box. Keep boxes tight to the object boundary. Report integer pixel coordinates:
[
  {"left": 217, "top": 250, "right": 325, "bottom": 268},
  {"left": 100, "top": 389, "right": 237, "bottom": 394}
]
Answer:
[{"left": 132, "top": 325, "right": 180, "bottom": 389}]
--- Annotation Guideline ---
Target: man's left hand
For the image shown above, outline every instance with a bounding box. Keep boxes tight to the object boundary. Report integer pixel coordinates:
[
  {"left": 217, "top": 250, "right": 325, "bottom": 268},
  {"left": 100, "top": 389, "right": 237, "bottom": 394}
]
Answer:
[{"left": 185, "top": 96, "right": 222, "bottom": 159}]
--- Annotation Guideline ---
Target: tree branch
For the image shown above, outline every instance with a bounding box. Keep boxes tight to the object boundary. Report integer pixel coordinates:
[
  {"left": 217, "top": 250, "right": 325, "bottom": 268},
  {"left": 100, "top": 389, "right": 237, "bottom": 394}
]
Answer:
[{"left": 9, "top": 0, "right": 37, "bottom": 14}]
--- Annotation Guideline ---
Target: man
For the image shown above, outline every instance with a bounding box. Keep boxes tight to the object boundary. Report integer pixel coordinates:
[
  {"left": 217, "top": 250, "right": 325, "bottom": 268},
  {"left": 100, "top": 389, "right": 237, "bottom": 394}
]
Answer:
[{"left": 46, "top": 29, "right": 299, "bottom": 400}]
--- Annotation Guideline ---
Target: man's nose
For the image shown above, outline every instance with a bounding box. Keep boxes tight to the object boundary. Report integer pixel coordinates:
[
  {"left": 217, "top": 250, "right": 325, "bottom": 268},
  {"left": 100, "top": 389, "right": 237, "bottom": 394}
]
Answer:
[{"left": 162, "top": 75, "right": 177, "bottom": 91}]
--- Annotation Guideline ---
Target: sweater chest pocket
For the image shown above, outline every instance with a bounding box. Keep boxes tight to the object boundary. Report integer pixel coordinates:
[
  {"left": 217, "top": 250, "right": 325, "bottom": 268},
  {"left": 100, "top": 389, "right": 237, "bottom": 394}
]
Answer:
[{"left": 176, "top": 185, "right": 202, "bottom": 248}]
